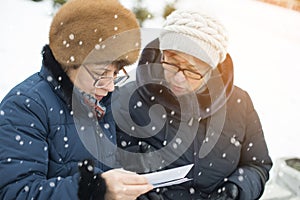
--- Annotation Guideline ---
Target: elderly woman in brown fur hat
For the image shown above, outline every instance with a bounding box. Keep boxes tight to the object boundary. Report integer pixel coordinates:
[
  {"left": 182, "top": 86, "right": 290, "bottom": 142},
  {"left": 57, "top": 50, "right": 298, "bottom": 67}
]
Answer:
[{"left": 0, "top": 0, "right": 153, "bottom": 199}]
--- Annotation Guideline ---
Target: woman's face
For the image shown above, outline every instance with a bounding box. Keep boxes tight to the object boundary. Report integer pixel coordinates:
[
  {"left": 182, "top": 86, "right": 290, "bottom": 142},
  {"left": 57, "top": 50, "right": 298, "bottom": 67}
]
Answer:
[
  {"left": 161, "top": 50, "right": 211, "bottom": 96},
  {"left": 68, "top": 63, "right": 117, "bottom": 101}
]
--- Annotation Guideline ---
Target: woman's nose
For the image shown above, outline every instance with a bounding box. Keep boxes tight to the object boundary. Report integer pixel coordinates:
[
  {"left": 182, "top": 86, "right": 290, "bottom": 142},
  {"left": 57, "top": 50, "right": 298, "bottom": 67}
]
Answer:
[
  {"left": 173, "top": 70, "right": 187, "bottom": 82},
  {"left": 103, "top": 81, "right": 115, "bottom": 92}
]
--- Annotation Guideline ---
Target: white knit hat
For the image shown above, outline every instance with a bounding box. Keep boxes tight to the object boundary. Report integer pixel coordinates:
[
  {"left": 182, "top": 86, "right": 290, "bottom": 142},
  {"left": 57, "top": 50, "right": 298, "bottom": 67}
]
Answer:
[{"left": 159, "top": 10, "right": 228, "bottom": 68}]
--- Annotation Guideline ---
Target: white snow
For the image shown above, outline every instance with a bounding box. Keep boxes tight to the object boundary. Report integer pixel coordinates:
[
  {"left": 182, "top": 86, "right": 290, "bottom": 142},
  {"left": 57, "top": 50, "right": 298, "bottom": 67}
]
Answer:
[{"left": 1, "top": 0, "right": 300, "bottom": 180}]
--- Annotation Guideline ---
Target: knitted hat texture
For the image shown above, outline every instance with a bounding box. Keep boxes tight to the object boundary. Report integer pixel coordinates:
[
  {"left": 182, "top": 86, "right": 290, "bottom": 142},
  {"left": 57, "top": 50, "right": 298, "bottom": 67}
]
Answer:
[
  {"left": 49, "top": 0, "right": 140, "bottom": 69},
  {"left": 159, "top": 10, "right": 228, "bottom": 68}
]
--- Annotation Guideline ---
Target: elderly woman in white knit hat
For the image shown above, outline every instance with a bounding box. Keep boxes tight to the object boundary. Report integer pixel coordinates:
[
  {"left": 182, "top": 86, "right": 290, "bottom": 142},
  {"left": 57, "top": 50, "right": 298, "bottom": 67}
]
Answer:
[
  {"left": 116, "top": 9, "right": 272, "bottom": 200},
  {"left": 0, "top": 0, "right": 154, "bottom": 200}
]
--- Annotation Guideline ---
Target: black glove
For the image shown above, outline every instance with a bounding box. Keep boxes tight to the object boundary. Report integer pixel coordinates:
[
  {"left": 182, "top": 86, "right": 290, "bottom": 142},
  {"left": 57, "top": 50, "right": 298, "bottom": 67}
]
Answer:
[
  {"left": 138, "top": 190, "right": 165, "bottom": 200},
  {"left": 208, "top": 182, "right": 239, "bottom": 200},
  {"left": 138, "top": 186, "right": 193, "bottom": 200},
  {"left": 78, "top": 159, "right": 106, "bottom": 200},
  {"left": 117, "top": 141, "right": 163, "bottom": 173}
]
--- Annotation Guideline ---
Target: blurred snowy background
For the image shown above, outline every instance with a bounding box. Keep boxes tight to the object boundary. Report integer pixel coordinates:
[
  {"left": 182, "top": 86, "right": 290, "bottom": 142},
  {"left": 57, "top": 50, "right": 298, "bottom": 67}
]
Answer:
[{"left": 1, "top": 0, "right": 300, "bottom": 197}]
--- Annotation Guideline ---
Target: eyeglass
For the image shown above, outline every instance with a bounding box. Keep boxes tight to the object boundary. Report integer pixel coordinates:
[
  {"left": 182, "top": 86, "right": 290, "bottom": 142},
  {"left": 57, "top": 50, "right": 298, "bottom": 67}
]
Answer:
[
  {"left": 83, "top": 65, "right": 129, "bottom": 88},
  {"left": 160, "top": 61, "right": 211, "bottom": 80}
]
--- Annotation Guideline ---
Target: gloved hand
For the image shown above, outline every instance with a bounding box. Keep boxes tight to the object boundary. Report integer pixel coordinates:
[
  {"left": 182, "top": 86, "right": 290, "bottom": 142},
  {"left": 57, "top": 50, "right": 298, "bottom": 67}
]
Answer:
[
  {"left": 77, "top": 159, "right": 106, "bottom": 200},
  {"left": 138, "top": 185, "right": 193, "bottom": 200},
  {"left": 117, "top": 141, "right": 163, "bottom": 173},
  {"left": 208, "top": 182, "right": 239, "bottom": 200},
  {"left": 138, "top": 191, "right": 164, "bottom": 200}
]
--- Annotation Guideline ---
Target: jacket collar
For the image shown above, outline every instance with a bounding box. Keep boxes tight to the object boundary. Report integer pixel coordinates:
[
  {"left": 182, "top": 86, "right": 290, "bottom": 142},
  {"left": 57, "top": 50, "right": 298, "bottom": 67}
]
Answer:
[{"left": 40, "top": 45, "right": 74, "bottom": 108}]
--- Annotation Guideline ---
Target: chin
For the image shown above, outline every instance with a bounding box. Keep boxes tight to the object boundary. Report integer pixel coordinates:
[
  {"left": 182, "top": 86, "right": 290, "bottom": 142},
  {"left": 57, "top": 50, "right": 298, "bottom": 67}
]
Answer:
[{"left": 170, "top": 88, "right": 189, "bottom": 96}]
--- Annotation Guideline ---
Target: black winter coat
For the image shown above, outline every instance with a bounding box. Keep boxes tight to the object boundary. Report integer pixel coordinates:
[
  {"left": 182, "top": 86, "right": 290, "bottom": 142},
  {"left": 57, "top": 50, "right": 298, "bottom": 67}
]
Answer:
[
  {"left": 116, "top": 39, "right": 272, "bottom": 200},
  {"left": 0, "top": 45, "right": 117, "bottom": 199}
]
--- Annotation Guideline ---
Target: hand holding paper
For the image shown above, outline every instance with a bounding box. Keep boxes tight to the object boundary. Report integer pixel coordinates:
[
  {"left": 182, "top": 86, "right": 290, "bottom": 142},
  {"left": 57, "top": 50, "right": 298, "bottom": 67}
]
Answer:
[{"left": 141, "top": 164, "right": 194, "bottom": 188}]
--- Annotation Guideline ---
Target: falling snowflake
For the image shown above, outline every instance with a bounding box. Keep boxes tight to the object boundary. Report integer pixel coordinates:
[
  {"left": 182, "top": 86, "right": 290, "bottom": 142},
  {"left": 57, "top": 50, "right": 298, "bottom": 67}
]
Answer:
[
  {"left": 87, "top": 165, "right": 93, "bottom": 171},
  {"left": 238, "top": 175, "right": 244, "bottom": 182},
  {"left": 88, "top": 112, "right": 94, "bottom": 118},
  {"left": 24, "top": 186, "right": 29, "bottom": 192},
  {"left": 136, "top": 101, "right": 142, "bottom": 107},
  {"left": 238, "top": 168, "right": 244, "bottom": 174},
  {"left": 104, "top": 123, "right": 110, "bottom": 129},
  {"left": 175, "top": 138, "right": 182, "bottom": 144},
  {"left": 162, "top": 140, "right": 167, "bottom": 146},
  {"left": 49, "top": 182, "right": 55, "bottom": 187},
  {"left": 189, "top": 187, "right": 195, "bottom": 194},
  {"left": 70, "top": 56, "right": 75, "bottom": 62},
  {"left": 15, "top": 135, "right": 21, "bottom": 141},
  {"left": 121, "top": 141, "right": 127, "bottom": 147},
  {"left": 69, "top": 34, "right": 75, "bottom": 40},
  {"left": 172, "top": 143, "right": 177, "bottom": 149},
  {"left": 95, "top": 44, "right": 101, "bottom": 50},
  {"left": 47, "top": 76, "right": 53, "bottom": 82}
]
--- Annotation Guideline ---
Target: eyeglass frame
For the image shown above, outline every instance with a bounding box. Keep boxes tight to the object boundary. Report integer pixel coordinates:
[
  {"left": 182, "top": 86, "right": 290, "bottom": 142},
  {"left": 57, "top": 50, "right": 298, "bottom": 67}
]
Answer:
[
  {"left": 160, "top": 60, "right": 211, "bottom": 80},
  {"left": 82, "top": 64, "right": 129, "bottom": 88}
]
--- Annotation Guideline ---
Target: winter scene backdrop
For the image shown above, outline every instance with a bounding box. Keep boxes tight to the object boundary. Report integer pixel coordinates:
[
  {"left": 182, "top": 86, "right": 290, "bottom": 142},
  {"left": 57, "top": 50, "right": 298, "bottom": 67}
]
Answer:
[{"left": 1, "top": 0, "right": 300, "bottom": 198}]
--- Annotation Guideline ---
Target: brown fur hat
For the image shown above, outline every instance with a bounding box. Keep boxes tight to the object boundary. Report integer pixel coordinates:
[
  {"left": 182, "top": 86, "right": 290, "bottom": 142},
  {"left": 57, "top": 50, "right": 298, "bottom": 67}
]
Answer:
[{"left": 49, "top": 0, "right": 140, "bottom": 69}]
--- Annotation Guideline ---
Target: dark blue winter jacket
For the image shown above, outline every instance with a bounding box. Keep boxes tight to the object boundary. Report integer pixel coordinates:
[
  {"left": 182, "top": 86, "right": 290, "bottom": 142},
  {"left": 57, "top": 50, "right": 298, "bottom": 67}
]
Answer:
[
  {"left": 116, "top": 39, "right": 272, "bottom": 200},
  {"left": 0, "top": 45, "right": 118, "bottom": 199}
]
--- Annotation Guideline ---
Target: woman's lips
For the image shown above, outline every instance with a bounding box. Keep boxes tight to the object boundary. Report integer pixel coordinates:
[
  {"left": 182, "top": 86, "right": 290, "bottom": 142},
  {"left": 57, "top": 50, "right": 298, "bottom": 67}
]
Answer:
[
  {"left": 171, "top": 84, "right": 185, "bottom": 92},
  {"left": 95, "top": 94, "right": 104, "bottom": 100}
]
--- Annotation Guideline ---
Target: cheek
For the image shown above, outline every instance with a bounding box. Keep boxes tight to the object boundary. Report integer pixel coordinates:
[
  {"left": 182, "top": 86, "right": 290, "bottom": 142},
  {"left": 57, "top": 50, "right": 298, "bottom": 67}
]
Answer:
[
  {"left": 164, "top": 71, "right": 172, "bottom": 82},
  {"left": 190, "top": 79, "right": 203, "bottom": 91},
  {"left": 74, "top": 77, "right": 94, "bottom": 93}
]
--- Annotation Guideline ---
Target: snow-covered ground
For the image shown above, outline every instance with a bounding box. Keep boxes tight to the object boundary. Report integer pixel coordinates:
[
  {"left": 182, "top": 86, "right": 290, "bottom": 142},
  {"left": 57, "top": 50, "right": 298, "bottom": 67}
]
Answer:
[{"left": 1, "top": 0, "right": 300, "bottom": 197}]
